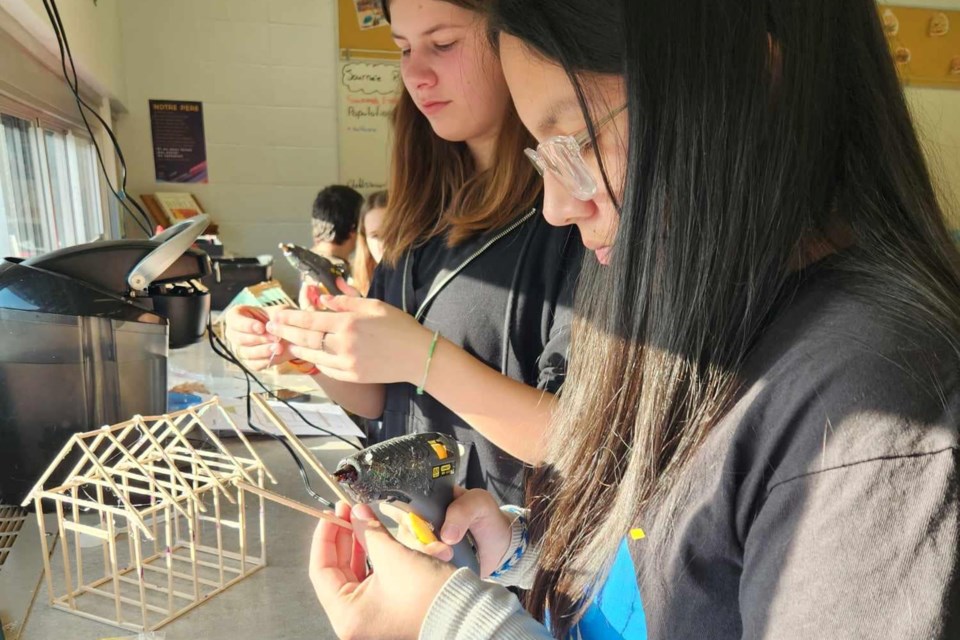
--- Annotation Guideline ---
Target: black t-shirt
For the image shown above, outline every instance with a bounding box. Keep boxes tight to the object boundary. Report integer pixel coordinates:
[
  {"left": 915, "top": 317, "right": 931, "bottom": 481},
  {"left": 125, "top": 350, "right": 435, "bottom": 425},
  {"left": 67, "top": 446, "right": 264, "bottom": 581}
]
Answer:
[
  {"left": 369, "top": 210, "right": 582, "bottom": 505},
  {"left": 633, "top": 256, "right": 960, "bottom": 639}
]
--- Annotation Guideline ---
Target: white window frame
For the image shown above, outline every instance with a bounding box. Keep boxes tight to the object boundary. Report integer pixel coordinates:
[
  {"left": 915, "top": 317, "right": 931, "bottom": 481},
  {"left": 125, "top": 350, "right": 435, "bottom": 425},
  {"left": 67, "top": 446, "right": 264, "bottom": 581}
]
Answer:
[{"left": 0, "top": 95, "right": 112, "bottom": 257}]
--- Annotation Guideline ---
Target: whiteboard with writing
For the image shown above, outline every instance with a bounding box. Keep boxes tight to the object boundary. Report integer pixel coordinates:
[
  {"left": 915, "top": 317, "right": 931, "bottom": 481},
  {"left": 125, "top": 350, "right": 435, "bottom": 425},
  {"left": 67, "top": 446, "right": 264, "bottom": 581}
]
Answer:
[{"left": 337, "top": 60, "right": 400, "bottom": 193}]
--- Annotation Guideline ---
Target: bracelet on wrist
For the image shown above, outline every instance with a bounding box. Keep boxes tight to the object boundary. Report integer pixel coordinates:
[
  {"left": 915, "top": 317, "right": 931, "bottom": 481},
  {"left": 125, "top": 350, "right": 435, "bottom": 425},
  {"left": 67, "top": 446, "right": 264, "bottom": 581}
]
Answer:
[{"left": 416, "top": 330, "right": 441, "bottom": 396}]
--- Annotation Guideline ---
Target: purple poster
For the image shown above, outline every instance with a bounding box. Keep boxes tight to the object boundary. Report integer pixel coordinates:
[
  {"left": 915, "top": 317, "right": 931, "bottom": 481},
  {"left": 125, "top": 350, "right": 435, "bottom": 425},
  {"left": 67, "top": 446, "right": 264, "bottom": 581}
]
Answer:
[{"left": 149, "top": 100, "right": 208, "bottom": 183}]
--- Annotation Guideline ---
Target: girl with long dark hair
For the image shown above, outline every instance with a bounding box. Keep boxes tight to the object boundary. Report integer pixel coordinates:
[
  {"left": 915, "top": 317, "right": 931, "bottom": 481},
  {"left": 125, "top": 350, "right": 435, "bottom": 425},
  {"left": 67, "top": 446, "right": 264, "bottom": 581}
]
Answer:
[
  {"left": 307, "top": 0, "right": 960, "bottom": 638},
  {"left": 225, "top": 0, "right": 581, "bottom": 506}
]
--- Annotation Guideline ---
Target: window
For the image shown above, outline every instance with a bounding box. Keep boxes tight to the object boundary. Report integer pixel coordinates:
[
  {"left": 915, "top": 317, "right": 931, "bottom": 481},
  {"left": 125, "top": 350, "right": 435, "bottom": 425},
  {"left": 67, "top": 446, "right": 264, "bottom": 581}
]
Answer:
[{"left": 0, "top": 112, "right": 104, "bottom": 258}]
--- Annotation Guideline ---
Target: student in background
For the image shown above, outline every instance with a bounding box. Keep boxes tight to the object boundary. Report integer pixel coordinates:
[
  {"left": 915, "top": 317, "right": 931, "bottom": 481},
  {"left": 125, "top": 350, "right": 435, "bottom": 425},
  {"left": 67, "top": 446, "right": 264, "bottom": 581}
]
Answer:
[
  {"left": 225, "top": 0, "right": 582, "bottom": 506},
  {"left": 307, "top": 0, "right": 960, "bottom": 638},
  {"left": 298, "top": 184, "right": 363, "bottom": 307},
  {"left": 351, "top": 190, "right": 388, "bottom": 296},
  {"left": 310, "top": 184, "right": 363, "bottom": 270}
]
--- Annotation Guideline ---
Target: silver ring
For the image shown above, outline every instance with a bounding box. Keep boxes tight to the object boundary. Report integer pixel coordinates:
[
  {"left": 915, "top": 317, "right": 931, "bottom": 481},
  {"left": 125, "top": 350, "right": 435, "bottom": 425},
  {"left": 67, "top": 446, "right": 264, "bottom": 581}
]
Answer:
[{"left": 320, "top": 332, "right": 327, "bottom": 353}]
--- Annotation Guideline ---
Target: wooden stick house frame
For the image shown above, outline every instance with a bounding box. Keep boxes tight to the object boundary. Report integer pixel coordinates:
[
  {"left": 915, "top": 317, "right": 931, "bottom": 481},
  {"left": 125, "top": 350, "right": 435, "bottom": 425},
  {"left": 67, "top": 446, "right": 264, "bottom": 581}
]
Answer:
[{"left": 19, "top": 398, "right": 285, "bottom": 633}]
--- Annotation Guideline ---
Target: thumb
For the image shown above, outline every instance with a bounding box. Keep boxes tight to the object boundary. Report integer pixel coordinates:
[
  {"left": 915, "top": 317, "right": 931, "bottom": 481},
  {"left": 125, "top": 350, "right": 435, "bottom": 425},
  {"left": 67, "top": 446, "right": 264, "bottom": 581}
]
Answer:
[
  {"left": 351, "top": 504, "right": 405, "bottom": 563},
  {"left": 336, "top": 277, "right": 363, "bottom": 298}
]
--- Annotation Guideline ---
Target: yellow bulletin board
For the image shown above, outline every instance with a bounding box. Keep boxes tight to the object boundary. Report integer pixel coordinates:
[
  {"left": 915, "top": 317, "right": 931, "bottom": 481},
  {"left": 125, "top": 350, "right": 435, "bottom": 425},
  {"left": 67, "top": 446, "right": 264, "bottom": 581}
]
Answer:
[
  {"left": 336, "top": 0, "right": 402, "bottom": 192},
  {"left": 879, "top": 5, "right": 960, "bottom": 89},
  {"left": 338, "top": 0, "right": 400, "bottom": 60}
]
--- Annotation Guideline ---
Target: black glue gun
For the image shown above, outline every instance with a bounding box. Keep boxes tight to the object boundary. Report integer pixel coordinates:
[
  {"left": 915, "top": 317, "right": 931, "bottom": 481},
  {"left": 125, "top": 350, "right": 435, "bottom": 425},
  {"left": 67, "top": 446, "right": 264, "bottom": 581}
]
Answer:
[
  {"left": 333, "top": 432, "right": 480, "bottom": 573},
  {"left": 279, "top": 243, "right": 348, "bottom": 295}
]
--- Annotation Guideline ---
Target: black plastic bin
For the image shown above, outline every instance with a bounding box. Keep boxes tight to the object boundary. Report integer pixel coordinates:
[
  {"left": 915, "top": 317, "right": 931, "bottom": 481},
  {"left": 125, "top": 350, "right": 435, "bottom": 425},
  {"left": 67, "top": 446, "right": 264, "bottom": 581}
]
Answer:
[{"left": 202, "top": 257, "right": 272, "bottom": 310}]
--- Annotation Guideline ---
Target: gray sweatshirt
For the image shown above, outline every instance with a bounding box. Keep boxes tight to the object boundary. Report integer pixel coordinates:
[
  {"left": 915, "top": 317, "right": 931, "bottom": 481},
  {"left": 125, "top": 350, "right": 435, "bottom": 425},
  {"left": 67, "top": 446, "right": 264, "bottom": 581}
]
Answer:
[{"left": 418, "top": 256, "right": 960, "bottom": 640}]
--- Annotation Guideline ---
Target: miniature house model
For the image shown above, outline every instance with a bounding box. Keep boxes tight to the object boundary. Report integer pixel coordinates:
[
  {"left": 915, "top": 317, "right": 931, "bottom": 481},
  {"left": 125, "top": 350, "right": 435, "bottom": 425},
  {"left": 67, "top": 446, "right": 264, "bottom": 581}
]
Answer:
[{"left": 21, "top": 398, "right": 281, "bottom": 632}]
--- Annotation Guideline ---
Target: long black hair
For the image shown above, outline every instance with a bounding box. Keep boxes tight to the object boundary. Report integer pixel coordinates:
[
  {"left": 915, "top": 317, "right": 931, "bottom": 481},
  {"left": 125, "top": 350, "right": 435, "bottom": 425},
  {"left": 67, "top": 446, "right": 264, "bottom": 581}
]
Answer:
[{"left": 490, "top": 0, "right": 960, "bottom": 636}]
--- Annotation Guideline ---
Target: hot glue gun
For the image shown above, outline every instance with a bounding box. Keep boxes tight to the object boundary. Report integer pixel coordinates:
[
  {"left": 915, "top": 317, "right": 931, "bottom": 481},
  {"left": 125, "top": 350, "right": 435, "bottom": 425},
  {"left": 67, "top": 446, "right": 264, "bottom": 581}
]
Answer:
[{"left": 333, "top": 432, "right": 480, "bottom": 573}]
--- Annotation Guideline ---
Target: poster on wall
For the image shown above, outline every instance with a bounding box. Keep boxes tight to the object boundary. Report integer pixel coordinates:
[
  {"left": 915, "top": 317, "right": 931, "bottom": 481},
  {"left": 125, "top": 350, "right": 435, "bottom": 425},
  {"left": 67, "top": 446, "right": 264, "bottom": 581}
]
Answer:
[
  {"left": 353, "top": 0, "right": 386, "bottom": 30},
  {"left": 149, "top": 100, "right": 208, "bottom": 183},
  {"left": 337, "top": 60, "right": 400, "bottom": 193}
]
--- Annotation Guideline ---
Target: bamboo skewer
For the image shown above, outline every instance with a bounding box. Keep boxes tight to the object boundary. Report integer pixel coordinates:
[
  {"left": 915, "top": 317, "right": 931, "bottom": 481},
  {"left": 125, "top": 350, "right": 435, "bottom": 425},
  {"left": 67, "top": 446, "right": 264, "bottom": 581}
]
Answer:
[
  {"left": 72, "top": 439, "right": 152, "bottom": 540},
  {"left": 55, "top": 500, "right": 76, "bottom": 609},
  {"left": 250, "top": 394, "right": 354, "bottom": 505},
  {"left": 257, "top": 468, "right": 267, "bottom": 564},
  {"left": 234, "top": 481, "right": 352, "bottom": 530},
  {"left": 34, "top": 497, "right": 55, "bottom": 604},
  {"left": 212, "top": 403, "right": 279, "bottom": 485}
]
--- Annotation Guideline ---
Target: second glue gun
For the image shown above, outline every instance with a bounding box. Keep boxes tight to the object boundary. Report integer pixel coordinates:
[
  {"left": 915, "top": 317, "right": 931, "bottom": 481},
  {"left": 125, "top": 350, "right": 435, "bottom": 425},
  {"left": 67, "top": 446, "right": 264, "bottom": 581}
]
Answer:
[
  {"left": 279, "top": 243, "right": 348, "bottom": 296},
  {"left": 333, "top": 432, "right": 480, "bottom": 573}
]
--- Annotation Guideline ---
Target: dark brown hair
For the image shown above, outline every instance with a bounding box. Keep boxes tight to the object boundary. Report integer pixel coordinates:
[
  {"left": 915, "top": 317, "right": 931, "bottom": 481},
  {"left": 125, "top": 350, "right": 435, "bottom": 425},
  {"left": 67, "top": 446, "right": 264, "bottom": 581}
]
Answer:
[
  {"left": 377, "top": 0, "right": 541, "bottom": 266},
  {"left": 491, "top": 0, "right": 960, "bottom": 637}
]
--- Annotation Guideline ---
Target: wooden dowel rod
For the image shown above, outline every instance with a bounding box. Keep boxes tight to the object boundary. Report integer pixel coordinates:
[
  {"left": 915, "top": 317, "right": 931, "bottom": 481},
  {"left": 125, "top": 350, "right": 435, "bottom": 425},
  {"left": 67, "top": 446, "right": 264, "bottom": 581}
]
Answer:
[
  {"left": 179, "top": 410, "right": 260, "bottom": 487},
  {"left": 250, "top": 394, "right": 353, "bottom": 504},
  {"left": 102, "top": 430, "right": 193, "bottom": 520},
  {"left": 258, "top": 468, "right": 267, "bottom": 564},
  {"left": 73, "top": 439, "right": 153, "bottom": 540},
  {"left": 187, "top": 502, "right": 200, "bottom": 599},
  {"left": 153, "top": 416, "right": 234, "bottom": 506},
  {"left": 81, "top": 585, "right": 172, "bottom": 614},
  {"left": 131, "top": 526, "right": 149, "bottom": 628},
  {"left": 234, "top": 481, "right": 352, "bottom": 530},
  {"left": 106, "top": 512, "right": 123, "bottom": 623},
  {"left": 140, "top": 561, "right": 223, "bottom": 590},
  {"left": 211, "top": 403, "right": 279, "bottom": 485},
  {"left": 34, "top": 497, "right": 55, "bottom": 604},
  {"left": 34, "top": 491, "right": 127, "bottom": 518},
  {"left": 117, "top": 574, "right": 197, "bottom": 602},
  {"left": 133, "top": 416, "right": 214, "bottom": 511},
  {"left": 54, "top": 500, "right": 76, "bottom": 609},
  {"left": 20, "top": 435, "right": 80, "bottom": 506},
  {"left": 62, "top": 519, "right": 110, "bottom": 540},
  {"left": 167, "top": 553, "right": 244, "bottom": 575}
]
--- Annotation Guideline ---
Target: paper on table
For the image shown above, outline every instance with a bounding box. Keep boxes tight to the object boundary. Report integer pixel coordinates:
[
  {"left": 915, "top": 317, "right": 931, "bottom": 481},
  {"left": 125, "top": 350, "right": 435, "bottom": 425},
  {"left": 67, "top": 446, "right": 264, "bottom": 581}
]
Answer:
[{"left": 202, "top": 395, "right": 365, "bottom": 439}]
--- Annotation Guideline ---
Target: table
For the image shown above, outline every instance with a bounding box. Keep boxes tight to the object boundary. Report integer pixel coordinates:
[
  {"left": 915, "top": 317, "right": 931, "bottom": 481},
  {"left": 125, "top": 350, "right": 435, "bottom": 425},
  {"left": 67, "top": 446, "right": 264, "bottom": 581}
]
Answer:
[
  {"left": 7, "top": 339, "right": 360, "bottom": 640},
  {"left": 18, "top": 438, "right": 354, "bottom": 640}
]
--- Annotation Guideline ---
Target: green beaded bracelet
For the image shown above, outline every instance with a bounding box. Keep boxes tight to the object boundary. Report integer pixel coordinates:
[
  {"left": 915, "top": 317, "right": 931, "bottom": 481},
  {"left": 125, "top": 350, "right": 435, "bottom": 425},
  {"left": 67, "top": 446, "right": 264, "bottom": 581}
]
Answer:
[{"left": 416, "top": 330, "right": 441, "bottom": 396}]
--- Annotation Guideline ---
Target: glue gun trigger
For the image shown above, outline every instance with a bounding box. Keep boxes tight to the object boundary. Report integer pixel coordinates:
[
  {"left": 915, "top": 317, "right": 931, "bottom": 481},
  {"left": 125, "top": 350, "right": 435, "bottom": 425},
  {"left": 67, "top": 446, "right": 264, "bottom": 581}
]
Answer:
[{"left": 378, "top": 501, "right": 438, "bottom": 545}]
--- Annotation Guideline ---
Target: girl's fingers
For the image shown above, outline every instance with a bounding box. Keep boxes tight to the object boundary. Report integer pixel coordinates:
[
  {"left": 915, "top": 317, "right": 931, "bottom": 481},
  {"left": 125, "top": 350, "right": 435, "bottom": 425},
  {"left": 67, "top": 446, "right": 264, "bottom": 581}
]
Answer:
[
  {"left": 309, "top": 504, "right": 360, "bottom": 604},
  {"left": 318, "top": 293, "right": 373, "bottom": 313},
  {"left": 271, "top": 309, "right": 346, "bottom": 332},
  {"left": 423, "top": 541, "right": 455, "bottom": 563},
  {"left": 230, "top": 307, "right": 268, "bottom": 334},
  {"left": 335, "top": 277, "right": 363, "bottom": 298},
  {"left": 266, "top": 322, "right": 333, "bottom": 351},
  {"left": 285, "top": 344, "right": 350, "bottom": 373},
  {"left": 334, "top": 502, "right": 356, "bottom": 579}
]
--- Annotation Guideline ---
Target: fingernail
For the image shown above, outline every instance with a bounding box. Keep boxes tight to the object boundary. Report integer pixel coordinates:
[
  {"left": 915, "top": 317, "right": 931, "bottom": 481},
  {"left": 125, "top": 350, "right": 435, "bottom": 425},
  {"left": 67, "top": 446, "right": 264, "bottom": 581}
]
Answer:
[
  {"left": 352, "top": 504, "right": 379, "bottom": 526},
  {"left": 440, "top": 525, "right": 460, "bottom": 543},
  {"left": 265, "top": 321, "right": 276, "bottom": 333}
]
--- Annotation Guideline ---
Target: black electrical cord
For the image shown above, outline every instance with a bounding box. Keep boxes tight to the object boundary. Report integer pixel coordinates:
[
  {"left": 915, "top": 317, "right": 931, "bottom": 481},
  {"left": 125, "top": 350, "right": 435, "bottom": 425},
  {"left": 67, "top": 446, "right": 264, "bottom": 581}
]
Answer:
[
  {"left": 41, "top": 0, "right": 154, "bottom": 236},
  {"left": 206, "top": 319, "right": 362, "bottom": 450},
  {"left": 43, "top": 0, "right": 152, "bottom": 235},
  {"left": 207, "top": 320, "right": 363, "bottom": 509},
  {"left": 206, "top": 325, "right": 335, "bottom": 508}
]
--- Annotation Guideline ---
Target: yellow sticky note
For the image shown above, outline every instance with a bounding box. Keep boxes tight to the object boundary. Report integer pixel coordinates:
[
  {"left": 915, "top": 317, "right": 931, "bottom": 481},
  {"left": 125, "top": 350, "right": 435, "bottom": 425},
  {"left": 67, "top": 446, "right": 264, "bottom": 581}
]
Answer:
[{"left": 630, "top": 528, "right": 646, "bottom": 540}]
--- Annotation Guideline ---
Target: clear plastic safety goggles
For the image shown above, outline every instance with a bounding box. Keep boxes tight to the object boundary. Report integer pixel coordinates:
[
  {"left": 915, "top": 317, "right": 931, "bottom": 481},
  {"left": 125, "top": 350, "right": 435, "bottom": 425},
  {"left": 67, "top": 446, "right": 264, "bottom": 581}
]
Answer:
[{"left": 524, "top": 104, "right": 627, "bottom": 201}]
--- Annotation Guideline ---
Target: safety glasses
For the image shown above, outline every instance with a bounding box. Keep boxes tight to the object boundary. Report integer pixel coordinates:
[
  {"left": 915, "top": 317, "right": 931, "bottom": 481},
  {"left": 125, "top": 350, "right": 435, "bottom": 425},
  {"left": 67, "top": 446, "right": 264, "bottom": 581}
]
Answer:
[{"left": 524, "top": 104, "right": 626, "bottom": 200}]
